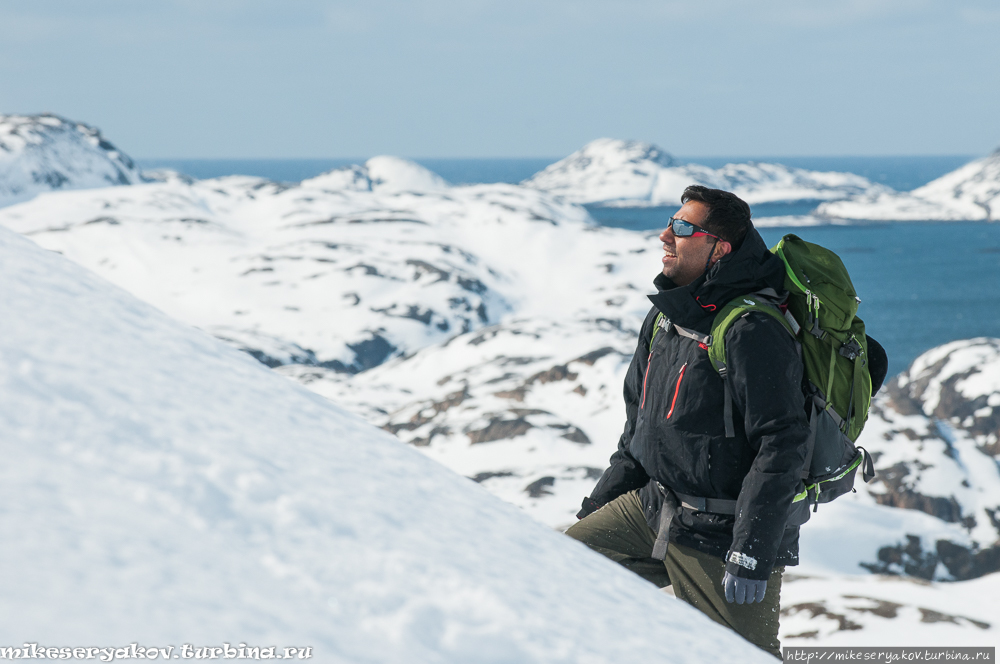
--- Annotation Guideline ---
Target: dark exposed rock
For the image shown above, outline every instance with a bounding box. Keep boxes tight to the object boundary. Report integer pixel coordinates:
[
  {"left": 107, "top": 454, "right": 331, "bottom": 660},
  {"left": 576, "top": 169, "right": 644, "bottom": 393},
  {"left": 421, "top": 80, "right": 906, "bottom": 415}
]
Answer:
[
  {"left": 494, "top": 362, "right": 580, "bottom": 403},
  {"left": 862, "top": 534, "right": 1000, "bottom": 581},
  {"left": 228, "top": 341, "right": 323, "bottom": 371},
  {"left": 383, "top": 386, "right": 470, "bottom": 436},
  {"left": 493, "top": 387, "right": 527, "bottom": 402},
  {"left": 242, "top": 349, "right": 289, "bottom": 368},
  {"left": 345, "top": 263, "right": 385, "bottom": 277},
  {"left": 918, "top": 608, "right": 990, "bottom": 629},
  {"left": 885, "top": 377, "right": 928, "bottom": 416},
  {"left": 985, "top": 507, "right": 1000, "bottom": 537},
  {"left": 842, "top": 596, "right": 902, "bottom": 619},
  {"left": 457, "top": 276, "right": 487, "bottom": 294},
  {"left": 409, "top": 425, "right": 451, "bottom": 447},
  {"left": 469, "top": 471, "right": 514, "bottom": 483},
  {"left": 467, "top": 329, "right": 499, "bottom": 346},
  {"left": 499, "top": 356, "right": 544, "bottom": 366},
  {"left": 466, "top": 415, "right": 535, "bottom": 444},
  {"left": 35, "top": 170, "right": 70, "bottom": 188},
  {"left": 860, "top": 534, "right": 939, "bottom": 580},
  {"left": 372, "top": 304, "right": 437, "bottom": 326},
  {"left": 405, "top": 259, "right": 450, "bottom": 282},
  {"left": 558, "top": 427, "right": 591, "bottom": 445},
  {"left": 528, "top": 364, "right": 578, "bottom": 385},
  {"left": 872, "top": 461, "right": 965, "bottom": 523},
  {"left": 574, "top": 347, "right": 616, "bottom": 365},
  {"left": 346, "top": 334, "right": 397, "bottom": 372},
  {"left": 567, "top": 466, "right": 604, "bottom": 480},
  {"left": 525, "top": 477, "right": 556, "bottom": 498},
  {"left": 936, "top": 539, "right": 1000, "bottom": 581},
  {"left": 841, "top": 596, "right": 989, "bottom": 629},
  {"left": 484, "top": 372, "right": 519, "bottom": 385},
  {"left": 780, "top": 602, "right": 862, "bottom": 632}
]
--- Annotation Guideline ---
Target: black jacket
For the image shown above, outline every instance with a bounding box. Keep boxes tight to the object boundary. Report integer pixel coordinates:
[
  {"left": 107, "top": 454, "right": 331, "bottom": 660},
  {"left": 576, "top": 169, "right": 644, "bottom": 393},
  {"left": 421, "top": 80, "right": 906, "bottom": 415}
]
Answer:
[{"left": 586, "top": 227, "right": 811, "bottom": 581}]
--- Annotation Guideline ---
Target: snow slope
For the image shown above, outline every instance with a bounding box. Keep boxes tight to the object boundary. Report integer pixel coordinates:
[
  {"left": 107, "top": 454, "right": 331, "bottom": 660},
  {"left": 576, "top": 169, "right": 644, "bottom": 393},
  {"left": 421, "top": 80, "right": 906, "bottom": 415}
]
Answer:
[
  {"left": 0, "top": 164, "right": 659, "bottom": 528},
  {"left": 0, "top": 114, "right": 143, "bottom": 207},
  {"left": 0, "top": 224, "right": 781, "bottom": 661},
  {"left": 523, "top": 138, "right": 888, "bottom": 207},
  {"left": 817, "top": 149, "right": 1000, "bottom": 221}
]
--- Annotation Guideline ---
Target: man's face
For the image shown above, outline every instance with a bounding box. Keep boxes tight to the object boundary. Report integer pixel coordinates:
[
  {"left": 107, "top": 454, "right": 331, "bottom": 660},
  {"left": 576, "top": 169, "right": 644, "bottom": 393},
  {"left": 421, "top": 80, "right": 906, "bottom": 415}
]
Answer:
[{"left": 659, "top": 200, "right": 721, "bottom": 287}]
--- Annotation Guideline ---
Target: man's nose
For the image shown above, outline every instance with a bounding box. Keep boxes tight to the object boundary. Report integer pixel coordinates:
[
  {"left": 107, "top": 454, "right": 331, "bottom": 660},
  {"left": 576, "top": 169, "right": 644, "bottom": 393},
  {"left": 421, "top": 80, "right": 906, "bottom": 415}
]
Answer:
[{"left": 660, "top": 226, "right": 675, "bottom": 242}]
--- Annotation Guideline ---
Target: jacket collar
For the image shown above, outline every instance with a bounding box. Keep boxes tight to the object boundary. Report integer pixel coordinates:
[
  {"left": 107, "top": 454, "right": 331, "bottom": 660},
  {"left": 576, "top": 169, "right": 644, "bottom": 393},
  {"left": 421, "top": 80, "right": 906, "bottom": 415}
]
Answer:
[{"left": 647, "top": 226, "right": 786, "bottom": 327}]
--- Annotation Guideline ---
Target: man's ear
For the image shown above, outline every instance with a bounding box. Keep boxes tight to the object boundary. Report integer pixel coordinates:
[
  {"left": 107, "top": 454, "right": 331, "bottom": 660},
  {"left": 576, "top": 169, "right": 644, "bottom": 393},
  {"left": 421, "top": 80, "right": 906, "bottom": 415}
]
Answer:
[{"left": 713, "top": 240, "right": 732, "bottom": 261}]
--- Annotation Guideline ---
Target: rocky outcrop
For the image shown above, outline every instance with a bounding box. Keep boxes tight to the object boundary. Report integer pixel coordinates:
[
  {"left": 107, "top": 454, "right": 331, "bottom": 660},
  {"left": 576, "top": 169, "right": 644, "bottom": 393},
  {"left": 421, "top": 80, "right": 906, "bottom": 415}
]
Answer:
[
  {"left": 860, "top": 338, "right": 1000, "bottom": 581},
  {"left": 0, "top": 114, "right": 143, "bottom": 206}
]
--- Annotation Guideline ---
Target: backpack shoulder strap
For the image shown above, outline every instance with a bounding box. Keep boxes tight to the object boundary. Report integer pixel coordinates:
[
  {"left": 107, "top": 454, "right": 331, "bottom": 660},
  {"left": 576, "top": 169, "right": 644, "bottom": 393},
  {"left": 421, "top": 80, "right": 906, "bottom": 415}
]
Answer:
[
  {"left": 707, "top": 293, "right": 795, "bottom": 374},
  {"left": 708, "top": 293, "right": 796, "bottom": 438}
]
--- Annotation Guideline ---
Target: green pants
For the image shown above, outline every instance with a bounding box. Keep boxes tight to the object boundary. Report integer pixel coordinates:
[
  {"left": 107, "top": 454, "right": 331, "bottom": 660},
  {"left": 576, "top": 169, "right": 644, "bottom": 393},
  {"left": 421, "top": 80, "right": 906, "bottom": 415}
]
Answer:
[{"left": 565, "top": 489, "right": 782, "bottom": 658}]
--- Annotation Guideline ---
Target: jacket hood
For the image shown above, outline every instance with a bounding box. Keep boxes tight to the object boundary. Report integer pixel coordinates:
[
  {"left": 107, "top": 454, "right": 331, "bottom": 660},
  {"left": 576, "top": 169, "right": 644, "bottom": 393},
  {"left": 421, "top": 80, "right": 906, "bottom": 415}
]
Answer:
[{"left": 647, "top": 226, "right": 786, "bottom": 327}]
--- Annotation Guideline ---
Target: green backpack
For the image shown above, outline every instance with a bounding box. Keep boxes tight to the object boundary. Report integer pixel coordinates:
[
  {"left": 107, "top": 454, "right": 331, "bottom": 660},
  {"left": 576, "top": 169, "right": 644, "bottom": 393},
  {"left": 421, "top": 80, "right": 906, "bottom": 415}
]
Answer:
[{"left": 654, "top": 234, "right": 876, "bottom": 523}]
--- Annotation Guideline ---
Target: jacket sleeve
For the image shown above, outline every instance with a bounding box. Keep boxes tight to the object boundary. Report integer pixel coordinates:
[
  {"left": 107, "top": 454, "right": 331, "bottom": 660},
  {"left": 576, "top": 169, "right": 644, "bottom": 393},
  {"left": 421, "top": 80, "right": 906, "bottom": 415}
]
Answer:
[
  {"left": 724, "top": 312, "right": 811, "bottom": 580},
  {"left": 584, "top": 307, "right": 658, "bottom": 509}
]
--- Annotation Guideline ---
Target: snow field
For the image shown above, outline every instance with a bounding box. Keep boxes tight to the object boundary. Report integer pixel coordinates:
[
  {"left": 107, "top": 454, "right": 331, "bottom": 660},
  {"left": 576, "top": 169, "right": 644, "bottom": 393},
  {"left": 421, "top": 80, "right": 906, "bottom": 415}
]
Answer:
[{"left": 0, "top": 226, "right": 778, "bottom": 661}]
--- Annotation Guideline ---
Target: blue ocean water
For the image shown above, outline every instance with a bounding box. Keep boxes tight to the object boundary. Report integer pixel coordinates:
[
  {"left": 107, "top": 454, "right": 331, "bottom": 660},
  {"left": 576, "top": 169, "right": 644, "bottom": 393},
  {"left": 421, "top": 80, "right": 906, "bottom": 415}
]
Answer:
[{"left": 134, "top": 155, "right": 996, "bottom": 376}]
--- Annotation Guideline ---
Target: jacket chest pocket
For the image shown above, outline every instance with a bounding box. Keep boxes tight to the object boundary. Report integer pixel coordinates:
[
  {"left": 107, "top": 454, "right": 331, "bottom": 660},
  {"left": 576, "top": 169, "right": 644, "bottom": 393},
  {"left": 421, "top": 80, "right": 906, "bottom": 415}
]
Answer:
[
  {"left": 641, "top": 347, "right": 690, "bottom": 418},
  {"left": 666, "top": 362, "right": 688, "bottom": 419}
]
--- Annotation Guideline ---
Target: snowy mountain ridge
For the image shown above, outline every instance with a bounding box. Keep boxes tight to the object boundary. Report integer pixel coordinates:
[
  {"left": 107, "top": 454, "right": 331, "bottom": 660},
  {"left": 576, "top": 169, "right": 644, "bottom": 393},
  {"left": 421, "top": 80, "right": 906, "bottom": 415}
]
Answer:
[
  {"left": 0, "top": 171, "right": 614, "bottom": 374},
  {"left": 523, "top": 138, "right": 890, "bottom": 207},
  {"left": 817, "top": 148, "right": 1000, "bottom": 221},
  {"left": 302, "top": 155, "right": 450, "bottom": 193},
  {"left": 0, "top": 113, "right": 144, "bottom": 206}
]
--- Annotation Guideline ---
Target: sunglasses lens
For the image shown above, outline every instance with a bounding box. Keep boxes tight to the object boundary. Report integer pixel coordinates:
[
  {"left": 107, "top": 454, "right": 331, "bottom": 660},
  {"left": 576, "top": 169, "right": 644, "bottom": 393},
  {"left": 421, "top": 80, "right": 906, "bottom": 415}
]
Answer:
[{"left": 670, "top": 218, "right": 694, "bottom": 236}]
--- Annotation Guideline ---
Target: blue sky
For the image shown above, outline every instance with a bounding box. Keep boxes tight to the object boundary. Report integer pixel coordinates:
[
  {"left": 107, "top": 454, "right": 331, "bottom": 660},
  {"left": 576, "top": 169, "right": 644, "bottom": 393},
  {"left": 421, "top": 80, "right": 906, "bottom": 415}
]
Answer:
[{"left": 1, "top": 0, "right": 998, "bottom": 158}]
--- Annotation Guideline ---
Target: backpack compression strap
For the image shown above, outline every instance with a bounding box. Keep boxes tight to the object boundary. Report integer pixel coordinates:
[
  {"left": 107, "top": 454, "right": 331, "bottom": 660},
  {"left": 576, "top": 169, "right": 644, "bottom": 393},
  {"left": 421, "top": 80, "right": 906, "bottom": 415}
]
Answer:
[{"left": 708, "top": 295, "right": 795, "bottom": 438}]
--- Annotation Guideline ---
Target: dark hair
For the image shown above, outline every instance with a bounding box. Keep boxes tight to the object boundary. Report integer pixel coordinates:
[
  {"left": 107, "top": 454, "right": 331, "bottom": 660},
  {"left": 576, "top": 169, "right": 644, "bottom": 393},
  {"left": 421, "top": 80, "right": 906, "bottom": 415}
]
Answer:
[{"left": 680, "top": 185, "right": 752, "bottom": 248}]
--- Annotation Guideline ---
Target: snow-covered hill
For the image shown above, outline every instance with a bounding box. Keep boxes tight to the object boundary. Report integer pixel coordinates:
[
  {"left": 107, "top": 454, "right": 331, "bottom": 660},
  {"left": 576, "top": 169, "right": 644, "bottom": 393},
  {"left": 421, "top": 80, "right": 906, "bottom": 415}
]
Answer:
[
  {"left": 0, "top": 114, "right": 143, "bottom": 207},
  {"left": 817, "top": 149, "right": 1000, "bottom": 221},
  {"left": 0, "top": 161, "right": 642, "bottom": 376},
  {"left": 523, "top": 138, "right": 888, "bottom": 207},
  {"left": 0, "top": 223, "right": 783, "bottom": 661}
]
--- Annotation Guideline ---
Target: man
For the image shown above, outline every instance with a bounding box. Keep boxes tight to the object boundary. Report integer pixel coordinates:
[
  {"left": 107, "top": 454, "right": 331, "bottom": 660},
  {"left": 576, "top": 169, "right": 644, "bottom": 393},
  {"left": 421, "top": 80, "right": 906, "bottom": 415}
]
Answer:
[{"left": 567, "top": 185, "right": 810, "bottom": 658}]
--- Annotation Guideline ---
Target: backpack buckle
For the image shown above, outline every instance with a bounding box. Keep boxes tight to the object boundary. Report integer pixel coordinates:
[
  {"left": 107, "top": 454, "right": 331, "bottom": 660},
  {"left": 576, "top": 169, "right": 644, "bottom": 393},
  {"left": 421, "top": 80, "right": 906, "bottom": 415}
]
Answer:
[{"left": 838, "top": 337, "right": 863, "bottom": 361}]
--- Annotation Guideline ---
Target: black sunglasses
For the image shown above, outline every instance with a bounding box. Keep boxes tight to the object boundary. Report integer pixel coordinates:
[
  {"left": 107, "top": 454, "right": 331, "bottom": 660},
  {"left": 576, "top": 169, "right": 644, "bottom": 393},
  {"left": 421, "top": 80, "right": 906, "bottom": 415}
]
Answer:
[{"left": 667, "top": 217, "right": 722, "bottom": 240}]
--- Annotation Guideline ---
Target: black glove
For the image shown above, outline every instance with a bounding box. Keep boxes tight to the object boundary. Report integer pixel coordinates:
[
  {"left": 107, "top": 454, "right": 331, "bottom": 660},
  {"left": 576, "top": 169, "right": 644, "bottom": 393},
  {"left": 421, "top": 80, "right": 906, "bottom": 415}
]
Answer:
[
  {"left": 576, "top": 496, "right": 602, "bottom": 520},
  {"left": 722, "top": 571, "right": 767, "bottom": 604}
]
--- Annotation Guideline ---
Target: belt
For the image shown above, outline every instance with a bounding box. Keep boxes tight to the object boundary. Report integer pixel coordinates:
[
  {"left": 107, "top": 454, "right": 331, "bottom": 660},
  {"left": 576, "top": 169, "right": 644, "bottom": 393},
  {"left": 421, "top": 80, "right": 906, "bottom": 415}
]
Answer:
[{"left": 651, "top": 482, "right": 737, "bottom": 561}]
